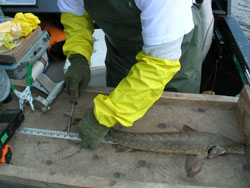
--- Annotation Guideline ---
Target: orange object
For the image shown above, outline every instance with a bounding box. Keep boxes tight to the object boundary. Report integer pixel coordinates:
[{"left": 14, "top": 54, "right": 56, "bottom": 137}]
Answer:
[
  {"left": 43, "top": 25, "right": 66, "bottom": 50},
  {"left": 0, "top": 145, "right": 12, "bottom": 164}
]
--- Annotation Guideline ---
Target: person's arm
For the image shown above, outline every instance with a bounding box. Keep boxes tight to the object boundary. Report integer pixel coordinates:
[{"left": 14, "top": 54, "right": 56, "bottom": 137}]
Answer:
[
  {"left": 94, "top": 51, "right": 181, "bottom": 127},
  {"left": 60, "top": 12, "right": 94, "bottom": 103},
  {"left": 94, "top": 0, "right": 194, "bottom": 127},
  {"left": 76, "top": 0, "right": 194, "bottom": 149},
  {"left": 61, "top": 12, "right": 94, "bottom": 64},
  {"left": 77, "top": 50, "right": 181, "bottom": 149}
]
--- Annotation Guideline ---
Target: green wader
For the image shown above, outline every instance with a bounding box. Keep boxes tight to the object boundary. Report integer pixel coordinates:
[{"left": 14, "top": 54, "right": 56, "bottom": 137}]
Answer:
[{"left": 85, "top": 0, "right": 203, "bottom": 93}]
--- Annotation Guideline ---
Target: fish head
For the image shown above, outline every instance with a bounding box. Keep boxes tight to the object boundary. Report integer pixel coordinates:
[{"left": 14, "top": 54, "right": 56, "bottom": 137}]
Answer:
[
  {"left": 207, "top": 145, "right": 227, "bottom": 159},
  {"left": 207, "top": 138, "right": 244, "bottom": 159}
]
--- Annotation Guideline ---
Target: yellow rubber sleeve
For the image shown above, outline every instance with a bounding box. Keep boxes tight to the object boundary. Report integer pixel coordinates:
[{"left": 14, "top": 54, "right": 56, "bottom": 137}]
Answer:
[
  {"left": 61, "top": 12, "right": 94, "bottom": 65},
  {"left": 94, "top": 51, "right": 181, "bottom": 127}
]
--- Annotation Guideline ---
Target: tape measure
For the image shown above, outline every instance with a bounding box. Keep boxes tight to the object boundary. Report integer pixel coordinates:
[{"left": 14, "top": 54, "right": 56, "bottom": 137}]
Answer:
[{"left": 17, "top": 127, "right": 116, "bottom": 144}]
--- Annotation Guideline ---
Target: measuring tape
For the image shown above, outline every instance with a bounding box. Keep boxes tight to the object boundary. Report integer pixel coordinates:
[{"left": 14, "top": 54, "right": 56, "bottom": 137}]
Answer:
[{"left": 16, "top": 127, "right": 116, "bottom": 144}]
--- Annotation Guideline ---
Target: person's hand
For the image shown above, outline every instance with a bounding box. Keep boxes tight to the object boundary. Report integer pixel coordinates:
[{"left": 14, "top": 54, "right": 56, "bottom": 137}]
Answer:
[
  {"left": 64, "top": 54, "right": 90, "bottom": 103},
  {"left": 77, "top": 108, "right": 110, "bottom": 149}
]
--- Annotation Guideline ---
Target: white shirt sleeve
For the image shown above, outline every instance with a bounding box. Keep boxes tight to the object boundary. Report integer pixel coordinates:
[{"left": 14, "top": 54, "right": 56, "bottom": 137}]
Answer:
[
  {"left": 134, "top": 0, "right": 194, "bottom": 46},
  {"left": 57, "top": 0, "right": 85, "bottom": 16},
  {"left": 134, "top": 0, "right": 194, "bottom": 60},
  {"left": 143, "top": 36, "right": 184, "bottom": 61}
]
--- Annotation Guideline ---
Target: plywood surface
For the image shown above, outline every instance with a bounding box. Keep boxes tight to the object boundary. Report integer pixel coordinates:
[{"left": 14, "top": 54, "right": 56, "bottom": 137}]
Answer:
[
  {"left": 236, "top": 85, "right": 250, "bottom": 171},
  {"left": 0, "top": 86, "right": 249, "bottom": 188}
]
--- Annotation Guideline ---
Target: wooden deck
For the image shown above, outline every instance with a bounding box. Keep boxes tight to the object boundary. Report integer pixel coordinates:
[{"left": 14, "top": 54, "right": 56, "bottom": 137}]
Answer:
[{"left": 0, "top": 85, "right": 249, "bottom": 188}]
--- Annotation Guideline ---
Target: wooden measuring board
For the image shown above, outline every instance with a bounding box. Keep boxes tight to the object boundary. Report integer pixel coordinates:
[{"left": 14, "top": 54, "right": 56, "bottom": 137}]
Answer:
[{"left": 0, "top": 86, "right": 249, "bottom": 188}]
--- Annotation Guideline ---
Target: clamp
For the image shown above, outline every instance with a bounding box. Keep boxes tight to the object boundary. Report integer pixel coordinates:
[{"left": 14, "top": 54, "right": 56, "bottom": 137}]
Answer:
[
  {"left": 11, "top": 64, "right": 35, "bottom": 111},
  {"left": 33, "top": 74, "right": 65, "bottom": 113}
]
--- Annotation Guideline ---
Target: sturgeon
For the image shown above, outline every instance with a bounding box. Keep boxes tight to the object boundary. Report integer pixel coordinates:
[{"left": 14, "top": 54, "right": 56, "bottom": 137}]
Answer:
[{"left": 108, "top": 125, "right": 244, "bottom": 177}]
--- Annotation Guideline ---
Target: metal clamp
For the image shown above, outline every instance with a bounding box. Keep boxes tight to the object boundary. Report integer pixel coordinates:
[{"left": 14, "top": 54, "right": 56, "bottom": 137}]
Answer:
[{"left": 33, "top": 73, "right": 65, "bottom": 113}]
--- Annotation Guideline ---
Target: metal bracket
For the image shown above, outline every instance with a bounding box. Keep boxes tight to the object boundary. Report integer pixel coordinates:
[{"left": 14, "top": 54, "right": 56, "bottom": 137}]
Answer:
[{"left": 33, "top": 74, "right": 65, "bottom": 112}]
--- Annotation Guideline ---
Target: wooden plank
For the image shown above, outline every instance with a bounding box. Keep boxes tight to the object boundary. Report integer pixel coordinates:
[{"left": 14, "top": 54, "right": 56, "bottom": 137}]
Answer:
[
  {"left": 0, "top": 86, "right": 249, "bottom": 187},
  {"left": 0, "top": 165, "right": 221, "bottom": 188},
  {"left": 8, "top": 84, "right": 238, "bottom": 108},
  {"left": 158, "top": 91, "right": 238, "bottom": 108},
  {"left": 236, "top": 85, "right": 250, "bottom": 168},
  {"left": 85, "top": 86, "right": 238, "bottom": 109},
  {"left": 236, "top": 85, "right": 250, "bottom": 143},
  {"left": 85, "top": 87, "right": 240, "bottom": 137}
]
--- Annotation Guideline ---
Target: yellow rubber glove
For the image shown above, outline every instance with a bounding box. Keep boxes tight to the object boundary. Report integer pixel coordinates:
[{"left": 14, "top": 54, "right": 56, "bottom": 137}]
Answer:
[
  {"left": 61, "top": 12, "right": 94, "bottom": 65},
  {"left": 3, "top": 33, "right": 16, "bottom": 49},
  {"left": 94, "top": 51, "right": 181, "bottom": 127}
]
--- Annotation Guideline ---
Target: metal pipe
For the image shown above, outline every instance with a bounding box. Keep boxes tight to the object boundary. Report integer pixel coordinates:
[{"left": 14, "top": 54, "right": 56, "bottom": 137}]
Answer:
[{"left": 227, "top": 0, "right": 232, "bottom": 16}]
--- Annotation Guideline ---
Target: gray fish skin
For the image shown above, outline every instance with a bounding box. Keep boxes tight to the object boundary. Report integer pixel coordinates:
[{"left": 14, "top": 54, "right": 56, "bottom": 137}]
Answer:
[{"left": 108, "top": 129, "right": 244, "bottom": 157}]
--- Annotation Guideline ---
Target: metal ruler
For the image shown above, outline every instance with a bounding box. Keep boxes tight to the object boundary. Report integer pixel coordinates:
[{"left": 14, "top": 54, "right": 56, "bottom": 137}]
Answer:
[{"left": 16, "top": 127, "right": 116, "bottom": 144}]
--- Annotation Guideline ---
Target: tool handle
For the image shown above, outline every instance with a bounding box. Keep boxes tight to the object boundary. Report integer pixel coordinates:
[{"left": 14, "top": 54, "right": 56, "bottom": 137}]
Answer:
[
  {"left": 27, "top": 64, "right": 33, "bottom": 86},
  {"left": 47, "top": 81, "right": 65, "bottom": 104},
  {"left": 75, "top": 88, "right": 79, "bottom": 105},
  {"left": 10, "top": 83, "right": 16, "bottom": 92},
  {"left": 0, "top": 145, "right": 12, "bottom": 164}
]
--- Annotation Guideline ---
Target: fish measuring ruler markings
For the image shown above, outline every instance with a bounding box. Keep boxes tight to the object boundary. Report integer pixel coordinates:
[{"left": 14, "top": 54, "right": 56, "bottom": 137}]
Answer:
[{"left": 16, "top": 127, "right": 115, "bottom": 144}]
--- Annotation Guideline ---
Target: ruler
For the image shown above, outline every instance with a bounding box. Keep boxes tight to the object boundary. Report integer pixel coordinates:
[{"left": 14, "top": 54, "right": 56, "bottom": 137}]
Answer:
[{"left": 16, "top": 127, "right": 116, "bottom": 144}]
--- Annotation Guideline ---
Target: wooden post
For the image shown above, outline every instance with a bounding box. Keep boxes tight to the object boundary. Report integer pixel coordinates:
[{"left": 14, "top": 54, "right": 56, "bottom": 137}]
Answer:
[{"left": 236, "top": 85, "right": 250, "bottom": 168}]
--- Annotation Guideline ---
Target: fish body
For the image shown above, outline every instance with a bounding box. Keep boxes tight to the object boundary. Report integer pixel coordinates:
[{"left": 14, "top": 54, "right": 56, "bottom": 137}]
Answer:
[
  {"left": 108, "top": 127, "right": 245, "bottom": 177},
  {"left": 108, "top": 129, "right": 243, "bottom": 157}
]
